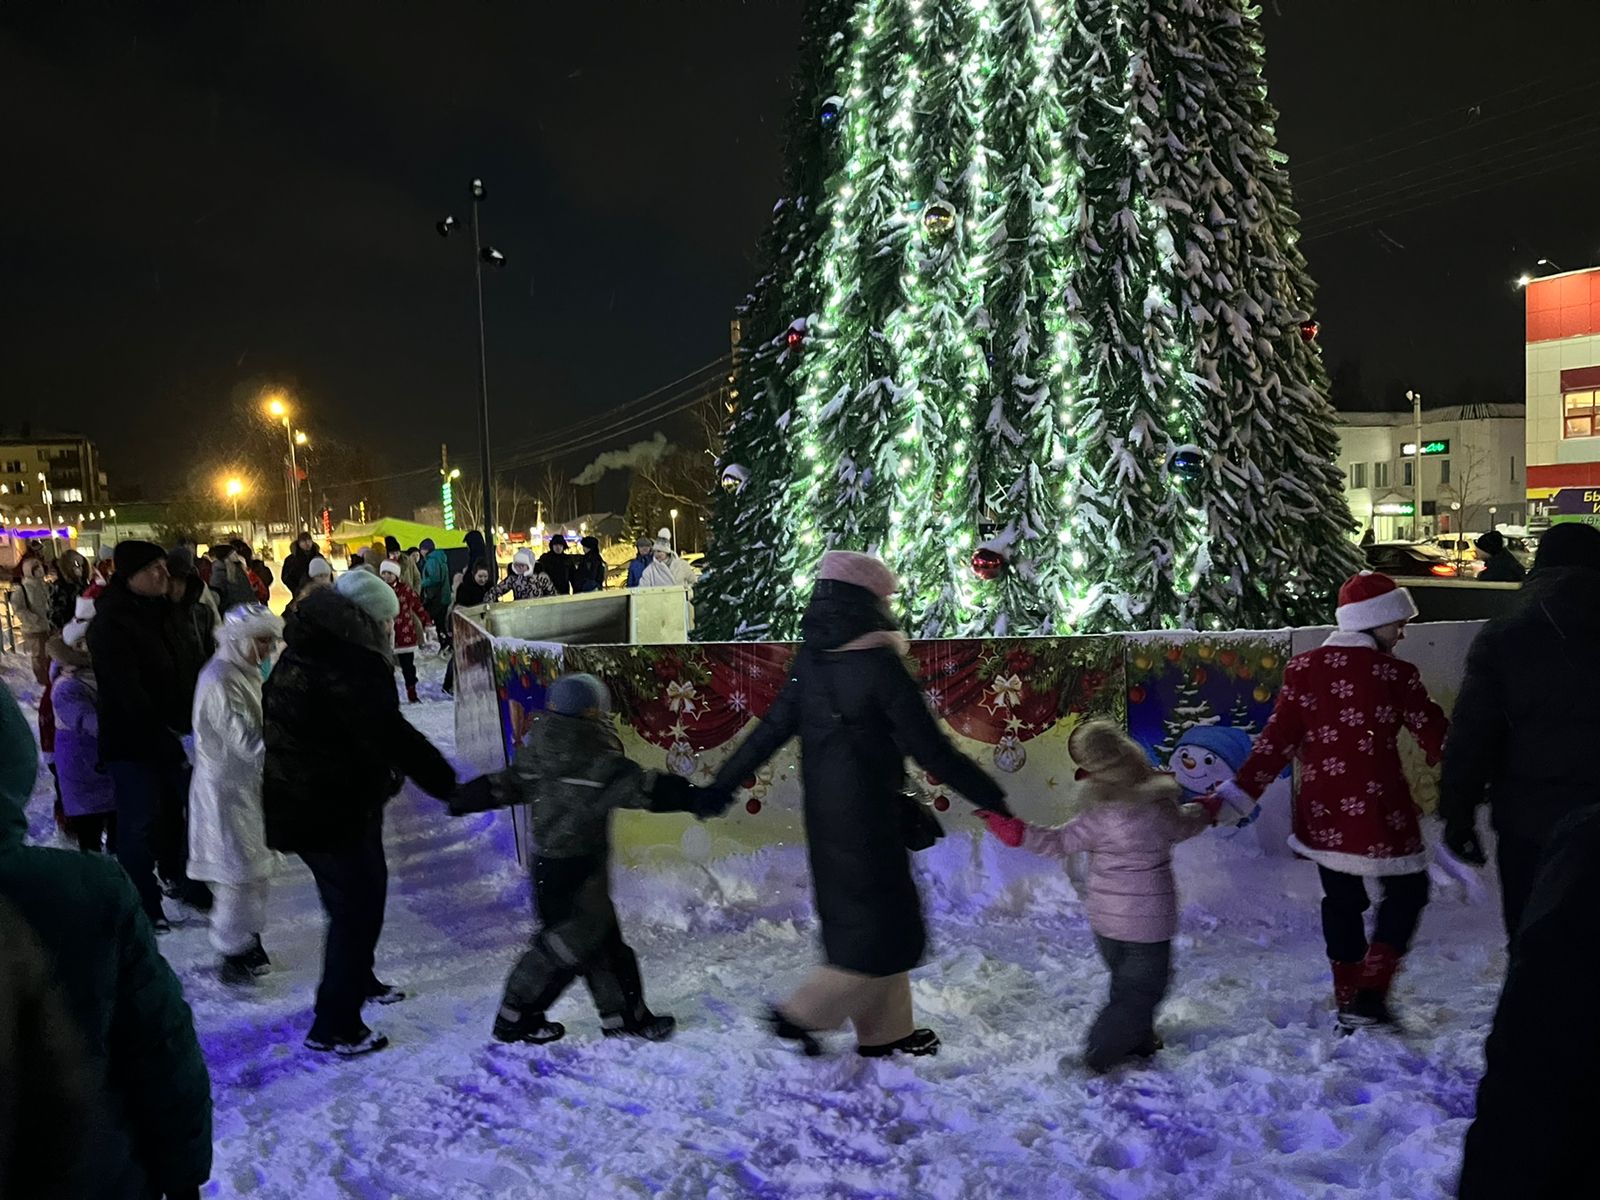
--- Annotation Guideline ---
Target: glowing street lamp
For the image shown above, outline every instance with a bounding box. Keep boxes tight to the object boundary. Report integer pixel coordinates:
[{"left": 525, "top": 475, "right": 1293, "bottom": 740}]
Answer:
[
  {"left": 263, "top": 393, "right": 303, "bottom": 531},
  {"left": 225, "top": 477, "right": 244, "bottom": 526},
  {"left": 669, "top": 508, "right": 679, "bottom": 552}
]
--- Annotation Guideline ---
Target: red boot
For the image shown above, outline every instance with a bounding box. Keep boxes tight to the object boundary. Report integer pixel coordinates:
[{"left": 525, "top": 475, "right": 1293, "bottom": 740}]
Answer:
[
  {"left": 406, "top": 683, "right": 420, "bottom": 704},
  {"left": 1330, "top": 960, "right": 1363, "bottom": 1013},
  {"left": 1341, "top": 943, "right": 1401, "bottom": 1029}
]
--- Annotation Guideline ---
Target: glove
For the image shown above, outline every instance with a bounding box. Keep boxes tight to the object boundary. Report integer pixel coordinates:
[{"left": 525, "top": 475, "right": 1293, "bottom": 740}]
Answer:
[
  {"left": 690, "top": 785, "right": 736, "bottom": 820},
  {"left": 1194, "top": 793, "right": 1224, "bottom": 824},
  {"left": 979, "top": 810, "right": 1026, "bottom": 848},
  {"left": 448, "top": 774, "right": 498, "bottom": 816},
  {"left": 1214, "top": 780, "right": 1257, "bottom": 823},
  {"left": 1444, "top": 821, "right": 1487, "bottom": 867}
]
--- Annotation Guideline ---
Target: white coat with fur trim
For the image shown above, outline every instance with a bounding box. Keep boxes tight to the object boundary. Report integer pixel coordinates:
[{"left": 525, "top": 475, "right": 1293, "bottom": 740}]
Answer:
[{"left": 187, "top": 637, "right": 279, "bottom": 884}]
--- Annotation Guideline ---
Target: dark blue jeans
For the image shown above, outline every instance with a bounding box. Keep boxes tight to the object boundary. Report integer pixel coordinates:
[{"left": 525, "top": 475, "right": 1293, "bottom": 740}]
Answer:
[
  {"left": 300, "top": 815, "right": 389, "bottom": 1041},
  {"left": 1088, "top": 935, "right": 1172, "bottom": 1071},
  {"left": 108, "top": 760, "right": 189, "bottom": 924}
]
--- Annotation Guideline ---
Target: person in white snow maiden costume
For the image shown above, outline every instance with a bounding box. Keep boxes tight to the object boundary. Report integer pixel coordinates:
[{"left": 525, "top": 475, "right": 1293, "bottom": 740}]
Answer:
[
  {"left": 1217, "top": 571, "right": 1448, "bottom": 1030},
  {"left": 188, "top": 603, "right": 284, "bottom": 985}
]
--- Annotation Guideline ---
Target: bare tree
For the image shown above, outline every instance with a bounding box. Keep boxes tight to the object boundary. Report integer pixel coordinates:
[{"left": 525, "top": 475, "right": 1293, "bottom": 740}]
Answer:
[{"left": 1442, "top": 443, "right": 1493, "bottom": 533}]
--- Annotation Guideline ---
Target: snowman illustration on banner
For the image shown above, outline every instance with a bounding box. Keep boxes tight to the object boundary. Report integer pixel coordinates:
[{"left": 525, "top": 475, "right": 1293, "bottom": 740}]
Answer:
[{"left": 1166, "top": 724, "right": 1293, "bottom": 851}]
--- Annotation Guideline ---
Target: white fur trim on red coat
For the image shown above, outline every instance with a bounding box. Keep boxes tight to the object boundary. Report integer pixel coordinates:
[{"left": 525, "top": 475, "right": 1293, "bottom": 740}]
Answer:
[
  {"left": 1335, "top": 587, "right": 1418, "bottom": 632},
  {"left": 1288, "top": 834, "right": 1429, "bottom": 877}
]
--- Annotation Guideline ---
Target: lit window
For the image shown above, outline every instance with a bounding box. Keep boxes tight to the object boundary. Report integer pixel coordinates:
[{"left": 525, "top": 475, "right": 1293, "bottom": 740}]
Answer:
[{"left": 1564, "top": 390, "right": 1598, "bottom": 439}]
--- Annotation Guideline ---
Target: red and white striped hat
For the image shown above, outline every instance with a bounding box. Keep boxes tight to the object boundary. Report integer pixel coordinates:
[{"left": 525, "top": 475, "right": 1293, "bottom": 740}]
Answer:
[{"left": 1336, "top": 571, "right": 1418, "bottom": 632}]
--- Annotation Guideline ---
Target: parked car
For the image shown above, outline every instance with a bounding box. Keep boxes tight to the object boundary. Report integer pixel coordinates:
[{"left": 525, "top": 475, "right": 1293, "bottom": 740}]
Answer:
[{"left": 1365, "top": 541, "right": 1459, "bottom": 579}]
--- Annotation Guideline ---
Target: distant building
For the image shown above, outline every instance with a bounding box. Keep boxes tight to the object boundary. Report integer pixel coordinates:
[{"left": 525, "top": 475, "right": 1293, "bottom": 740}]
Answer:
[
  {"left": 1334, "top": 405, "right": 1526, "bottom": 542},
  {"left": 0, "top": 428, "right": 110, "bottom": 511},
  {"left": 1523, "top": 266, "right": 1600, "bottom": 528}
]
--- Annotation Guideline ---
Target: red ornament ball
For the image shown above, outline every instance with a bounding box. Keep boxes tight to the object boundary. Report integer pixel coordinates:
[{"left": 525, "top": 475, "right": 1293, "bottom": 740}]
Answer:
[
  {"left": 1128, "top": 684, "right": 1147, "bottom": 704},
  {"left": 785, "top": 328, "right": 806, "bottom": 350},
  {"left": 742, "top": 776, "right": 758, "bottom": 790},
  {"left": 1298, "top": 320, "right": 1320, "bottom": 342},
  {"left": 653, "top": 660, "right": 680, "bottom": 682},
  {"left": 745, "top": 798, "right": 763, "bottom": 815},
  {"left": 1006, "top": 650, "right": 1036, "bottom": 674},
  {"left": 1192, "top": 666, "right": 1208, "bottom": 686},
  {"left": 971, "top": 547, "right": 1006, "bottom": 581},
  {"left": 932, "top": 796, "right": 950, "bottom": 812}
]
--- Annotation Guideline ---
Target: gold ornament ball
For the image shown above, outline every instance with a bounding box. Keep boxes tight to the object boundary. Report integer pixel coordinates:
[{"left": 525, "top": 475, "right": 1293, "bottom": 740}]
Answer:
[{"left": 922, "top": 200, "right": 957, "bottom": 241}]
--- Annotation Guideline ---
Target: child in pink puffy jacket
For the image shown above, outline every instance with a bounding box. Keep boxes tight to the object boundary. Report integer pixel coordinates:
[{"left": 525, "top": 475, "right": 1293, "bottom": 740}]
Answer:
[{"left": 982, "top": 720, "right": 1217, "bottom": 1072}]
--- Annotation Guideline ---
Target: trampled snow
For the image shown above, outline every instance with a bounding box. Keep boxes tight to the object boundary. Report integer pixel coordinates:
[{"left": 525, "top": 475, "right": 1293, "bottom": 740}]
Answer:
[{"left": 3, "top": 649, "right": 1498, "bottom": 1199}]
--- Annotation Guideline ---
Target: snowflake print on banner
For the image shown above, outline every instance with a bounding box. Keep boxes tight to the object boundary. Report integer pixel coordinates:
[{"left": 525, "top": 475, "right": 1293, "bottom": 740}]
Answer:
[
  {"left": 1331, "top": 679, "right": 1355, "bottom": 700},
  {"left": 729, "top": 689, "right": 749, "bottom": 715},
  {"left": 1340, "top": 707, "right": 1364, "bottom": 727}
]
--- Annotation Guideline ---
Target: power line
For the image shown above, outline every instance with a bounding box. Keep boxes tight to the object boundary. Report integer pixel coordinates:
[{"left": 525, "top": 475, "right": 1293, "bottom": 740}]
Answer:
[
  {"left": 1288, "top": 75, "right": 1581, "bottom": 174},
  {"left": 1300, "top": 137, "right": 1600, "bottom": 242},
  {"left": 1297, "top": 108, "right": 1600, "bottom": 216},
  {"left": 306, "top": 355, "right": 732, "bottom": 494}
]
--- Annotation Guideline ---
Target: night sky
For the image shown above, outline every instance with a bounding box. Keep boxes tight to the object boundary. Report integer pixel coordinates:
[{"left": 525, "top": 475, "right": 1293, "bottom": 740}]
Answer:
[{"left": 3, "top": 0, "right": 1598, "bottom": 509}]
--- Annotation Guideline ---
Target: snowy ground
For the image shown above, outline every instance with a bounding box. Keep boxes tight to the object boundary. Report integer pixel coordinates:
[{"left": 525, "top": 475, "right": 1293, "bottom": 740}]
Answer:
[{"left": 3, "top": 649, "right": 1501, "bottom": 1199}]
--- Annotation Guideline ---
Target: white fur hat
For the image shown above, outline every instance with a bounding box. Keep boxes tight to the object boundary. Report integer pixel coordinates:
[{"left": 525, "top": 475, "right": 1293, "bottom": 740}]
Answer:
[
  {"left": 308, "top": 557, "right": 333, "bottom": 580},
  {"left": 512, "top": 548, "right": 535, "bottom": 571},
  {"left": 217, "top": 602, "right": 284, "bottom": 644},
  {"left": 378, "top": 558, "right": 402, "bottom": 578}
]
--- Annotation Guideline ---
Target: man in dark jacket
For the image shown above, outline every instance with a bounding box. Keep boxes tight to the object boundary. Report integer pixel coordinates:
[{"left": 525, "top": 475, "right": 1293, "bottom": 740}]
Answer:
[
  {"left": 1441, "top": 523, "right": 1600, "bottom": 943},
  {"left": 263, "top": 572, "right": 456, "bottom": 1056},
  {"left": 88, "top": 542, "right": 211, "bottom": 925},
  {"left": 1457, "top": 805, "right": 1600, "bottom": 1198},
  {"left": 536, "top": 535, "right": 575, "bottom": 595},
  {"left": 714, "top": 551, "right": 1010, "bottom": 1058},
  {"left": 0, "top": 679, "right": 213, "bottom": 1200},
  {"left": 1474, "top": 530, "right": 1525, "bottom": 583},
  {"left": 624, "top": 537, "right": 654, "bottom": 588},
  {"left": 280, "top": 531, "right": 324, "bottom": 597}
]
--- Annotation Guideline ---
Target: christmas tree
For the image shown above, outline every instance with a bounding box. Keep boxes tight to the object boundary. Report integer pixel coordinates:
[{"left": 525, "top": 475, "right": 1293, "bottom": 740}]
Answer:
[
  {"left": 698, "top": 0, "right": 1358, "bottom": 642},
  {"left": 1155, "top": 668, "right": 1220, "bottom": 761}
]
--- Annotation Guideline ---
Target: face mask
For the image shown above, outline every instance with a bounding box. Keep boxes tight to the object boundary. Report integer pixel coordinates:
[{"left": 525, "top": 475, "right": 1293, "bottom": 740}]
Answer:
[{"left": 259, "top": 657, "right": 274, "bottom": 682}]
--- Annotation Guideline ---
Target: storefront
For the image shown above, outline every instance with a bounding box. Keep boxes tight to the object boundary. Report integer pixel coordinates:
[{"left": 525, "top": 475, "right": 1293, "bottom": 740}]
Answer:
[{"left": 1524, "top": 266, "right": 1600, "bottom": 527}]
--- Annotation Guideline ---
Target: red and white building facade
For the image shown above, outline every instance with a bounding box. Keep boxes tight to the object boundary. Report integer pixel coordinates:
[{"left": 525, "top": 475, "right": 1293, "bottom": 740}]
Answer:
[{"left": 1525, "top": 266, "right": 1600, "bottom": 528}]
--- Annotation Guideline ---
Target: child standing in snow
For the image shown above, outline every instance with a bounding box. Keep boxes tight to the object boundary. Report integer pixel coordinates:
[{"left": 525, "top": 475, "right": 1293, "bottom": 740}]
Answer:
[
  {"left": 451, "top": 673, "right": 724, "bottom": 1045},
  {"left": 377, "top": 559, "right": 432, "bottom": 703},
  {"left": 487, "top": 548, "right": 557, "bottom": 602},
  {"left": 189, "top": 604, "right": 284, "bottom": 984},
  {"left": 1216, "top": 571, "right": 1448, "bottom": 1030},
  {"left": 982, "top": 720, "right": 1215, "bottom": 1072}
]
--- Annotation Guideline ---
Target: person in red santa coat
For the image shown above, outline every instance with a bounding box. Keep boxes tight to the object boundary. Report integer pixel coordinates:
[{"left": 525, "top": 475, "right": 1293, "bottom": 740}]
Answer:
[{"left": 1216, "top": 571, "right": 1448, "bottom": 1030}]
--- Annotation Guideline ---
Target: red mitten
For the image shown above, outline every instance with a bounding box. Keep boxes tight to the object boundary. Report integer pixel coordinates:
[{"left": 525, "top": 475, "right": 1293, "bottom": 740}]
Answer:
[
  {"left": 980, "top": 810, "right": 1027, "bottom": 848},
  {"left": 1195, "top": 793, "right": 1224, "bottom": 824}
]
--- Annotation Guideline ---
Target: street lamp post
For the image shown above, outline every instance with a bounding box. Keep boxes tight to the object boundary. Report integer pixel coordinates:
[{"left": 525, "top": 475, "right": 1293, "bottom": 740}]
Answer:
[
  {"left": 226, "top": 478, "right": 244, "bottom": 530},
  {"left": 267, "top": 396, "right": 300, "bottom": 533},
  {"left": 1405, "top": 389, "right": 1423, "bottom": 539},
  {"left": 436, "top": 179, "right": 507, "bottom": 546},
  {"left": 669, "top": 508, "right": 679, "bottom": 553},
  {"left": 38, "top": 472, "right": 57, "bottom": 559}
]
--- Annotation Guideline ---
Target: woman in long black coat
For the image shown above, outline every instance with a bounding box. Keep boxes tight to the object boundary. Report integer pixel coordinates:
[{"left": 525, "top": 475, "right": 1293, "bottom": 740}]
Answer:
[{"left": 714, "top": 551, "right": 1009, "bottom": 1058}]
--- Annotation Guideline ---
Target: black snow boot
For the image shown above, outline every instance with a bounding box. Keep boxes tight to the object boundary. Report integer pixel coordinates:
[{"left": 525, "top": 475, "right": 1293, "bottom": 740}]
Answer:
[
  {"left": 365, "top": 980, "right": 407, "bottom": 1006},
  {"left": 768, "top": 1007, "right": 823, "bottom": 1057},
  {"left": 242, "top": 934, "right": 271, "bottom": 977},
  {"left": 602, "top": 1010, "right": 677, "bottom": 1042},
  {"left": 493, "top": 1007, "right": 566, "bottom": 1045},
  {"left": 857, "top": 1028, "right": 941, "bottom": 1059},
  {"left": 218, "top": 954, "right": 256, "bottom": 987},
  {"left": 304, "top": 1028, "right": 390, "bottom": 1058}
]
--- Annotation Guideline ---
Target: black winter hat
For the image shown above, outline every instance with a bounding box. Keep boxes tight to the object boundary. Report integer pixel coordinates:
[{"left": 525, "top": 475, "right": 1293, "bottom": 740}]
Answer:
[
  {"left": 1475, "top": 530, "right": 1505, "bottom": 556},
  {"left": 113, "top": 540, "right": 166, "bottom": 578},
  {"left": 384, "top": 535, "right": 402, "bottom": 553},
  {"left": 1533, "top": 523, "right": 1600, "bottom": 573}
]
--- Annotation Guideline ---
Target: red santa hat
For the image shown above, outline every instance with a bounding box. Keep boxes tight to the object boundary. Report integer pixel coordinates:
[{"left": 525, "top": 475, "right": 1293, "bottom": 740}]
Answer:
[
  {"left": 1336, "top": 571, "right": 1418, "bottom": 632},
  {"left": 63, "top": 584, "right": 102, "bottom": 648}
]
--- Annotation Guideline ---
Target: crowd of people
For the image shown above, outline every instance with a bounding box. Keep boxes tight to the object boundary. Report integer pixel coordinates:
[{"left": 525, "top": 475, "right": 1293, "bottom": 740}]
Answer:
[{"left": 3, "top": 521, "right": 1594, "bottom": 1196}]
